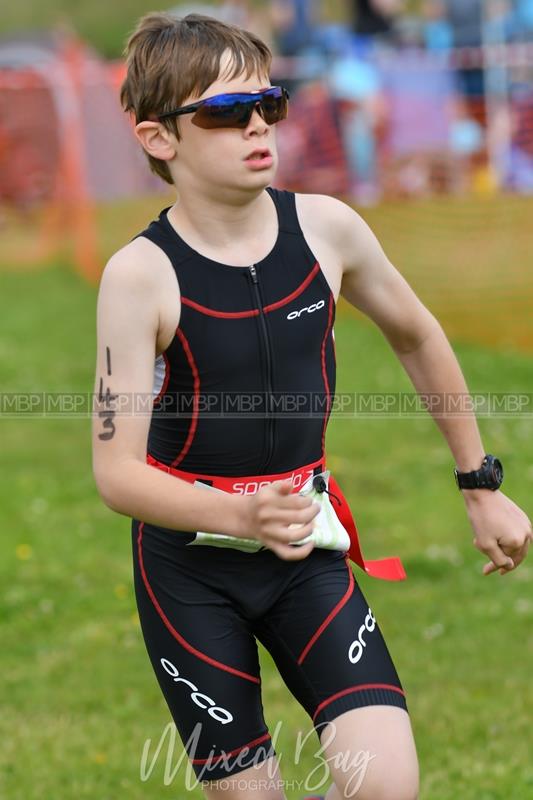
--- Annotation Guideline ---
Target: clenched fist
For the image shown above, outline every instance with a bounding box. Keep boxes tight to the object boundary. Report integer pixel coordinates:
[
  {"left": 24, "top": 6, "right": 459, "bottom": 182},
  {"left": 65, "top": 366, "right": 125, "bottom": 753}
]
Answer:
[{"left": 242, "top": 478, "right": 321, "bottom": 560}]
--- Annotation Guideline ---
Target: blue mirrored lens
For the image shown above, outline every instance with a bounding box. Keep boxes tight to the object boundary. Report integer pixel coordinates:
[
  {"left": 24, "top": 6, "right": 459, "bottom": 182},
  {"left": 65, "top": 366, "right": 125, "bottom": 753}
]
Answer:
[{"left": 203, "top": 87, "right": 281, "bottom": 109}]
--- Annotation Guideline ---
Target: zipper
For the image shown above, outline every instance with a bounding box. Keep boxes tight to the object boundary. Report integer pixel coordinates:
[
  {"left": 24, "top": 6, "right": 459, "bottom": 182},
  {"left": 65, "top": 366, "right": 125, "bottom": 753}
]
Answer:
[{"left": 249, "top": 264, "right": 275, "bottom": 471}]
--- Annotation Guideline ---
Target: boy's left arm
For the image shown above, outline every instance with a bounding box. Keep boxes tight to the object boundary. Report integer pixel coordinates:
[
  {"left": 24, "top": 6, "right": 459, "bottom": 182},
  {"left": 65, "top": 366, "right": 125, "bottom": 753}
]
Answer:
[{"left": 327, "top": 197, "right": 532, "bottom": 576}]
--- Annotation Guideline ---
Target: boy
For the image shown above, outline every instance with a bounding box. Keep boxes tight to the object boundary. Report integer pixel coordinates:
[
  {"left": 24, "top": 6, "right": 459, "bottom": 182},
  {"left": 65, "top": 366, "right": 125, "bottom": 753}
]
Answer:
[{"left": 92, "top": 12, "right": 531, "bottom": 800}]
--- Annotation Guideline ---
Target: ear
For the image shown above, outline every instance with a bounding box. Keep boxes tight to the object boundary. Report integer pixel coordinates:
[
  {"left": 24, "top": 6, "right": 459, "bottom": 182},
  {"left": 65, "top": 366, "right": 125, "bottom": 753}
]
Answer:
[{"left": 134, "top": 121, "right": 177, "bottom": 162}]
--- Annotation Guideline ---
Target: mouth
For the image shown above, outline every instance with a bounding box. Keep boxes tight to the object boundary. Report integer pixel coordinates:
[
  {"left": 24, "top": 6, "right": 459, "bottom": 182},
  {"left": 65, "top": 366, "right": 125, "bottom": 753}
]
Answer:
[{"left": 245, "top": 148, "right": 272, "bottom": 161}]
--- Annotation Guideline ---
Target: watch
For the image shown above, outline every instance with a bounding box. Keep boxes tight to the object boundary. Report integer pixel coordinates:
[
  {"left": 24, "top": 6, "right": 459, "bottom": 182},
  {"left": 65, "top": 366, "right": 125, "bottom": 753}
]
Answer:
[{"left": 454, "top": 454, "right": 504, "bottom": 491}]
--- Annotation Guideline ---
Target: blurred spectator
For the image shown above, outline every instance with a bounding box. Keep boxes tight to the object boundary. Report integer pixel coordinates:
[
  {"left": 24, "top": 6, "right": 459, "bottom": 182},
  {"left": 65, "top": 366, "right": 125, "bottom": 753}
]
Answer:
[
  {"left": 484, "top": 0, "right": 514, "bottom": 43},
  {"left": 443, "top": 0, "right": 485, "bottom": 123},
  {"left": 270, "top": 0, "right": 320, "bottom": 57},
  {"left": 328, "top": 52, "right": 387, "bottom": 203},
  {"left": 350, "top": 0, "right": 405, "bottom": 47},
  {"left": 448, "top": 95, "right": 485, "bottom": 191},
  {"left": 505, "top": 143, "right": 533, "bottom": 191},
  {"left": 273, "top": 80, "right": 351, "bottom": 196},
  {"left": 378, "top": 48, "right": 462, "bottom": 196},
  {"left": 484, "top": 1, "right": 514, "bottom": 105},
  {"left": 268, "top": 0, "right": 327, "bottom": 97},
  {"left": 422, "top": 0, "right": 453, "bottom": 51},
  {"left": 503, "top": 0, "right": 533, "bottom": 41},
  {"left": 514, "top": 0, "right": 533, "bottom": 33},
  {"left": 449, "top": 98, "right": 484, "bottom": 159},
  {"left": 443, "top": 0, "right": 483, "bottom": 47}
]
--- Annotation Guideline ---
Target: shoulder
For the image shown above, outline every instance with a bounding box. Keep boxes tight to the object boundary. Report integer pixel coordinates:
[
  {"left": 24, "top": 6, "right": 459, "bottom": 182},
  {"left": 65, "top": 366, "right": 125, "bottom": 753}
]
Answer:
[
  {"left": 293, "top": 192, "right": 378, "bottom": 274},
  {"left": 100, "top": 235, "right": 171, "bottom": 287},
  {"left": 98, "top": 234, "right": 179, "bottom": 302},
  {"left": 293, "top": 191, "right": 350, "bottom": 227},
  {"left": 96, "top": 235, "right": 181, "bottom": 348}
]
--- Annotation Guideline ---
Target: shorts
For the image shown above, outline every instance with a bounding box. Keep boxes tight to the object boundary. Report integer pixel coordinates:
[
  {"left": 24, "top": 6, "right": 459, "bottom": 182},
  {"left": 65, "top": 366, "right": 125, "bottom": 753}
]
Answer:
[{"left": 132, "top": 519, "right": 408, "bottom": 782}]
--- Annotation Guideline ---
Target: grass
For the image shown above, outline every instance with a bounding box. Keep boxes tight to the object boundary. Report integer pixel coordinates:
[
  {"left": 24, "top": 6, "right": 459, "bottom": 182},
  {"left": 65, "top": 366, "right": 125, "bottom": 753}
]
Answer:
[
  {"left": 4, "top": 192, "right": 533, "bottom": 354},
  {"left": 0, "top": 235, "right": 532, "bottom": 799},
  {"left": 0, "top": 0, "right": 186, "bottom": 59}
]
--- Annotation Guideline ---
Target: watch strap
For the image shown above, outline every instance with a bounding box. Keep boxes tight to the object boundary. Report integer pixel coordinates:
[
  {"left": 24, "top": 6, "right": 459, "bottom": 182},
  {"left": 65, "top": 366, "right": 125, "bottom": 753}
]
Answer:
[{"left": 454, "top": 454, "right": 502, "bottom": 490}]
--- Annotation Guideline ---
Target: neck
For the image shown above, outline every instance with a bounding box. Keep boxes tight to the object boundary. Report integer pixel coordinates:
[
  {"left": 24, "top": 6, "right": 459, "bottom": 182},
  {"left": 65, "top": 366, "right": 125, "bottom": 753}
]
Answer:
[{"left": 168, "top": 184, "right": 271, "bottom": 249}]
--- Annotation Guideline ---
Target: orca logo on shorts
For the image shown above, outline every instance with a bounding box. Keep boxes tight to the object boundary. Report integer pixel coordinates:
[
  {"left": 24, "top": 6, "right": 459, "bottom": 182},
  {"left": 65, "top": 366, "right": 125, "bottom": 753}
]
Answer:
[
  {"left": 348, "top": 608, "right": 376, "bottom": 664},
  {"left": 287, "top": 299, "right": 325, "bottom": 321},
  {"left": 160, "top": 657, "right": 234, "bottom": 725}
]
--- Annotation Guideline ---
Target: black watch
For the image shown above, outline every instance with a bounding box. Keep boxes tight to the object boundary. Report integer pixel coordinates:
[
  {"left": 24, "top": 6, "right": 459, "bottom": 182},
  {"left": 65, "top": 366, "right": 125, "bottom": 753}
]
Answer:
[{"left": 454, "top": 454, "right": 504, "bottom": 491}]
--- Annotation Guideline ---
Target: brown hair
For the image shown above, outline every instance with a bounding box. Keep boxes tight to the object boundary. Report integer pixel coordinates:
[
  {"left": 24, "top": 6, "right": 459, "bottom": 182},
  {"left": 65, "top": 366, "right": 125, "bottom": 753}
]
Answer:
[{"left": 120, "top": 12, "right": 272, "bottom": 185}]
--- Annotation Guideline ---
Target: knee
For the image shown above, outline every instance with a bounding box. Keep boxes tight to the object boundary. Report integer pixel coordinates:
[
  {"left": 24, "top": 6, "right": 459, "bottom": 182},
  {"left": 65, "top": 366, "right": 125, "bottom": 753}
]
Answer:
[
  {"left": 373, "top": 788, "right": 419, "bottom": 800},
  {"left": 333, "top": 765, "right": 419, "bottom": 800},
  {"left": 382, "top": 790, "right": 418, "bottom": 800},
  {"left": 364, "top": 773, "right": 419, "bottom": 800},
  {"left": 335, "top": 784, "right": 418, "bottom": 800}
]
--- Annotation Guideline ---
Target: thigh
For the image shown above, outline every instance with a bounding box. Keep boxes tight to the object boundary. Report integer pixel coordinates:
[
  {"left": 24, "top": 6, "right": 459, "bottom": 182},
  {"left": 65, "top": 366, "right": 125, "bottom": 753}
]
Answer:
[
  {"left": 254, "top": 549, "right": 408, "bottom": 733},
  {"left": 320, "top": 706, "right": 419, "bottom": 800},
  {"left": 132, "top": 521, "right": 276, "bottom": 784}
]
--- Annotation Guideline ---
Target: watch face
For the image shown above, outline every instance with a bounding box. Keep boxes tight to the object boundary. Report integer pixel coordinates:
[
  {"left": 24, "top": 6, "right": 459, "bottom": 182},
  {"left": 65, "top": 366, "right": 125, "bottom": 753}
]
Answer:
[{"left": 491, "top": 458, "right": 504, "bottom": 483}]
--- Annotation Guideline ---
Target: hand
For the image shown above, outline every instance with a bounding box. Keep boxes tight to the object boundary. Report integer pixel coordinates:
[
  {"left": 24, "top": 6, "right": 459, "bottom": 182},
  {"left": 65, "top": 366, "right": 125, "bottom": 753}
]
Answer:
[
  {"left": 463, "top": 489, "right": 532, "bottom": 576},
  {"left": 243, "top": 478, "right": 321, "bottom": 561}
]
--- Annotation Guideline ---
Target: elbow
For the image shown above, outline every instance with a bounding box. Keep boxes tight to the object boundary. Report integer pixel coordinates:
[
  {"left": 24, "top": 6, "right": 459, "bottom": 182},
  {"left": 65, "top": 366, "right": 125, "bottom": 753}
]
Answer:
[
  {"left": 93, "top": 467, "right": 126, "bottom": 514},
  {"left": 101, "top": 491, "right": 124, "bottom": 515},
  {"left": 391, "top": 313, "right": 442, "bottom": 355},
  {"left": 93, "top": 455, "right": 144, "bottom": 515}
]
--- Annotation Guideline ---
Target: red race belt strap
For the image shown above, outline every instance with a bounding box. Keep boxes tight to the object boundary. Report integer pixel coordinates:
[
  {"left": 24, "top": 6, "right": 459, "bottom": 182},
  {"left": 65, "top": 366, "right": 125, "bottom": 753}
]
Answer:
[
  {"left": 146, "top": 454, "right": 407, "bottom": 581},
  {"left": 328, "top": 475, "right": 406, "bottom": 581}
]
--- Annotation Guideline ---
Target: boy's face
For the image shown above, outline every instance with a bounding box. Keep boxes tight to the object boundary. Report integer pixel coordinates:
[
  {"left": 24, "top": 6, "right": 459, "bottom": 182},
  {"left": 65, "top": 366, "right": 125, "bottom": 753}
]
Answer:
[{"left": 139, "top": 50, "right": 280, "bottom": 195}]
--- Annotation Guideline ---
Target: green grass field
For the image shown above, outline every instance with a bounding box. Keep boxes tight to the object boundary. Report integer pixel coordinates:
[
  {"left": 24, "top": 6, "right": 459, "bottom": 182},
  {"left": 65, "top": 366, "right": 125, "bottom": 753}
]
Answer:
[{"left": 1, "top": 195, "right": 533, "bottom": 799}]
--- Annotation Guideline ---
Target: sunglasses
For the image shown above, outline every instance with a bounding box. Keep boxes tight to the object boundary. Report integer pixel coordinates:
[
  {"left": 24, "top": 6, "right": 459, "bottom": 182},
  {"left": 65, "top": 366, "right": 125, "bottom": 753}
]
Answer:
[{"left": 157, "top": 86, "right": 289, "bottom": 129}]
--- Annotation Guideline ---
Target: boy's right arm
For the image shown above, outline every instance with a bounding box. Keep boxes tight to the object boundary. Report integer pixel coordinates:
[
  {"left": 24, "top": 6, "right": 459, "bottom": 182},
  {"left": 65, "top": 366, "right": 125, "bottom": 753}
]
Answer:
[{"left": 91, "top": 242, "right": 319, "bottom": 561}]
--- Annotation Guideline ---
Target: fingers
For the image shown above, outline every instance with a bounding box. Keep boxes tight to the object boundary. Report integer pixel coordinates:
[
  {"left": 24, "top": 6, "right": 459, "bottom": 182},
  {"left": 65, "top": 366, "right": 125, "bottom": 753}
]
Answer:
[
  {"left": 267, "top": 503, "right": 321, "bottom": 528},
  {"left": 481, "top": 548, "right": 523, "bottom": 576},
  {"left": 252, "top": 479, "right": 322, "bottom": 560},
  {"left": 483, "top": 559, "right": 514, "bottom": 576},
  {"left": 278, "top": 493, "right": 317, "bottom": 510},
  {"left": 271, "top": 478, "right": 294, "bottom": 495},
  {"left": 287, "top": 515, "right": 319, "bottom": 540},
  {"left": 256, "top": 483, "right": 319, "bottom": 527},
  {"left": 483, "top": 556, "right": 514, "bottom": 576},
  {"left": 267, "top": 516, "right": 318, "bottom": 548},
  {"left": 477, "top": 539, "right": 514, "bottom": 575},
  {"left": 479, "top": 531, "right": 533, "bottom": 575},
  {"left": 271, "top": 480, "right": 315, "bottom": 509},
  {"left": 505, "top": 539, "right": 530, "bottom": 570}
]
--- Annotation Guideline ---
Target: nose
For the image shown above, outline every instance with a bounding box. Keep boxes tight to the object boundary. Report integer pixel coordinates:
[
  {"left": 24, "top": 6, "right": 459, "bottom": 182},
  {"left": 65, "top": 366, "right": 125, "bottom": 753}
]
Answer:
[{"left": 246, "top": 103, "right": 269, "bottom": 132}]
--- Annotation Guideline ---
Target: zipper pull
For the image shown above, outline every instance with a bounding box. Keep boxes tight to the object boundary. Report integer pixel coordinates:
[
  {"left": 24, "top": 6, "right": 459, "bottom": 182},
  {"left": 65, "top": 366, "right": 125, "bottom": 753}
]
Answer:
[{"left": 249, "top": 264, "right": 258, "bottom": 284}]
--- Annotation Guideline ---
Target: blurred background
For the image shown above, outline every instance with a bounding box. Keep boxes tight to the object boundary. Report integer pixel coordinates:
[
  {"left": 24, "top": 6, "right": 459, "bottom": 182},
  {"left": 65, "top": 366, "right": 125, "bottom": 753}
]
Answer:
[
  {"left": 2, "top": 0, "right": 533, "bottom": 346},
  {"left": 1, "top": 2, "right": 532, "bottom": 799}
]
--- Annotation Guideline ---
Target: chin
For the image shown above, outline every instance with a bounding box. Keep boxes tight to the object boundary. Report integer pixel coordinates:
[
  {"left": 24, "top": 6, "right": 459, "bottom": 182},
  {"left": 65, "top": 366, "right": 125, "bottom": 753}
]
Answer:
[{"left": 244, "top": 173, "right": 276, "bottom": 191}]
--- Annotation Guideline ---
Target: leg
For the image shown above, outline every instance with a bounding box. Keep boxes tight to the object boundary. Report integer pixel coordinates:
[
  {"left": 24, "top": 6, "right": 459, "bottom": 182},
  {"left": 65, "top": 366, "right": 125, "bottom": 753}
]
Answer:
[
  {"left": 321, "top": 706, "right": 419, "bottom": 800},
  {"left": 254, "top": 549, "right": 419, "bottom": 800},
  {"left": 132, "top": 522, "right": 284, "bottom": 796}
]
